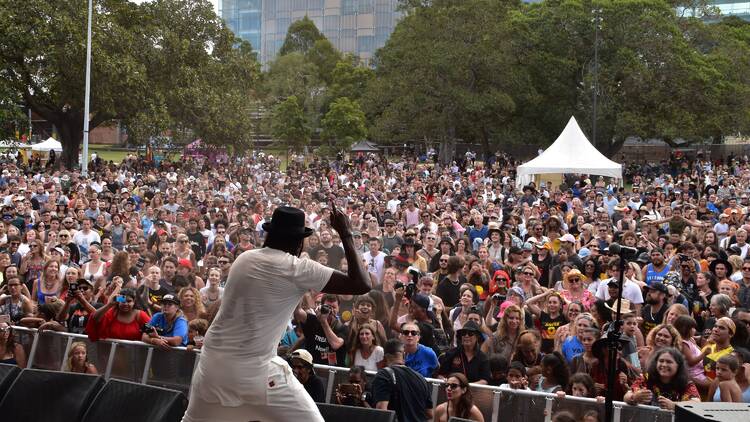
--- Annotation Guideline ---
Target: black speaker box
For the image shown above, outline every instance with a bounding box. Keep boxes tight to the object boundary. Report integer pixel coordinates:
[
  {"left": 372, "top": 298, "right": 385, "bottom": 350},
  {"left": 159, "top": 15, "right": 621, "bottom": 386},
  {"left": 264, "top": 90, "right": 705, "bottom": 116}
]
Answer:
[
  {"left": 81, "top": 379, "right": 187, "bottom": 422},
  {"left": 0, "top": 368, "right": 104, "bottom": 422},
  {"left": 675, "top": 402, "right": 750, "bottom": 422},
  {"left": 317, "top": 402, "right": 396, "bottom": 422},
  {"left": 0, "top": 363, "right": 20, "bottom": 401}
]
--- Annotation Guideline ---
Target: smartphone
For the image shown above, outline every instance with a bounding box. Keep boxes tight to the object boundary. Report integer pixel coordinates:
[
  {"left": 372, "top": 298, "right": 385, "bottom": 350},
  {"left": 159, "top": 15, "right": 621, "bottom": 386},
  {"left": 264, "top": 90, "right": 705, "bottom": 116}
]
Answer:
[
  {"left": 339, "top": 383, "right": 359, "bottom": 396},
  {"left": 115, "top": 295, "right": 127, "bottom": 303}
]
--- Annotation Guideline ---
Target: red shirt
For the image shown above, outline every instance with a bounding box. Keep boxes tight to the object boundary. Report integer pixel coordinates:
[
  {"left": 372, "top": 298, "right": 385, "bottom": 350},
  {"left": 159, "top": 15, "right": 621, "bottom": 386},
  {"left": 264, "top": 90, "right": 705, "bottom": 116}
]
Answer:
[{"left": 86, "top": 307, "right": 150, "bottom": 342}]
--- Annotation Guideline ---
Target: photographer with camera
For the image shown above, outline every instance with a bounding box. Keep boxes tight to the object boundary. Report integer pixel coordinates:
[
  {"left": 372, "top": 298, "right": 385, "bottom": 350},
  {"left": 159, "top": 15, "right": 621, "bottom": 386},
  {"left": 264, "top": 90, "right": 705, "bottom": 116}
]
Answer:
[
  {"left": 39, "top": 278, "right": 101, "bottom": 334},
  {"left": 141, "top": 294, "right": 189, "bottom": 349},
  {"left": 295, "top": 294, "right": 349, "bottom": 365},
  {"left": 373, "top": 338, "right": 433, "bottom": 421},
  {"left": 389, "top": 274, "right": 441, "bottom": 355}
]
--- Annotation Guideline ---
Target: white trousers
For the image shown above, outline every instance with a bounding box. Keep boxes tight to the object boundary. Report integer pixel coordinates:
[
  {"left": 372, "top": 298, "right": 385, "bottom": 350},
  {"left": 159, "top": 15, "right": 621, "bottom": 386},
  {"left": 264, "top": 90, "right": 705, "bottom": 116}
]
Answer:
[{"left": 182, "top": 358, "right": 324, "bottom": 422}]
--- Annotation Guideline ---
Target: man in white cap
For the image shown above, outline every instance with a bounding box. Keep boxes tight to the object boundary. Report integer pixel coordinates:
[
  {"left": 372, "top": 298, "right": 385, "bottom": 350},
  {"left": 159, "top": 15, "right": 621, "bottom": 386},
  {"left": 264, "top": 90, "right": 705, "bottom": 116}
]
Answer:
[{"left": 182, "top": 205, "right": 370, "bottom": 422}]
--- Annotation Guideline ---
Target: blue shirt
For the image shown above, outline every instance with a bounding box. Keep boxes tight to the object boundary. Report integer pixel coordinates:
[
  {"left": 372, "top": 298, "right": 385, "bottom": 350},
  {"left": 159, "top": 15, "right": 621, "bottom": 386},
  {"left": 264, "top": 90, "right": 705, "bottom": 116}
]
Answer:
[
  {"left": 405, "top": 344, "right": 439, "bottom": 378},
  {"left": 561, "top": 336, "right": 584, "bottom": 363},
  {"left": 148, "top": 312, "right": 189, "bottom": 346},
  {"left": 468, "top": 225, "right": 489, "bottom": 247}
]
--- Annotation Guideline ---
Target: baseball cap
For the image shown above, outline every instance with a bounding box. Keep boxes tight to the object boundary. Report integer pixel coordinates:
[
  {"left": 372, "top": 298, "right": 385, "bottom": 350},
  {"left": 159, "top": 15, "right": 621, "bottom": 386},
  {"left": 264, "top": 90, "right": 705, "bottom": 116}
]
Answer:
[
  {"left": 290, "top": 349, "right": 314, "bottom": 367},
  {"left": 646, "top": 282, "right": 668, "bottom": 295},
  {"left": 160, "top": 294, "right": 181, "bottom": 306},
  {"left": 178, "top": 259, "right": 193, "bottom": 270},
  {"left": 560, "top": 234, "right": 575, "bottom": 243}
]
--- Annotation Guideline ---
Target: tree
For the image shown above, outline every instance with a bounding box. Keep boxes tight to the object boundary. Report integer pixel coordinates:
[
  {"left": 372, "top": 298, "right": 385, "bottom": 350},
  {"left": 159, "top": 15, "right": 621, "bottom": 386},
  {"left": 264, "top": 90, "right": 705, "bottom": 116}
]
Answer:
[
  {"left": 278, "top": 16, "right": 325, "bottom": 56},
  {"left": 263, "top": 52, "right": 326, "bottom": 127},
  {"left": 270, "top": 95, "right": 311, "bottom": 153},
  {"left": 321, "top": 97, "right": 367, "bottom": 151},
  {"left": 364, "top": 0, "right": 526, "bottom": 164},
  {"left": 0, "top": 0, "right": 260, "bottom": 168}
]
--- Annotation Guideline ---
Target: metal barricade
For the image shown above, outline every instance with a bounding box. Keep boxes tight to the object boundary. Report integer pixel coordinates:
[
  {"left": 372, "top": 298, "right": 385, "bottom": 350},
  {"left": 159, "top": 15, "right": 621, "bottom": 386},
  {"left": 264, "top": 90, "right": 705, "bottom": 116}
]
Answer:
[{"left": 8, "top": 328, "right": 675, "bottom": 422}]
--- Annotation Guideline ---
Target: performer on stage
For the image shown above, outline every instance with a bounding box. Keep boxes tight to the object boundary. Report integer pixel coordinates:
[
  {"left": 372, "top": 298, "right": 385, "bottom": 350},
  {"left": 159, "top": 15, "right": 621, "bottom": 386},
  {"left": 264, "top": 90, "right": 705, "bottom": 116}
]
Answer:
[{"left": 182, "top": 205, "right": 371, "bottom": 422}]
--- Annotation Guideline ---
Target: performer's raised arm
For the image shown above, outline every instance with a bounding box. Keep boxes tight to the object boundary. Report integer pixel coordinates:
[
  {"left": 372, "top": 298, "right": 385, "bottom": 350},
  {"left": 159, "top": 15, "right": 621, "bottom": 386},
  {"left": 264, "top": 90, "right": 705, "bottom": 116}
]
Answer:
[{"left": 322, "top": 200, "right": 372, "bottom": 295}]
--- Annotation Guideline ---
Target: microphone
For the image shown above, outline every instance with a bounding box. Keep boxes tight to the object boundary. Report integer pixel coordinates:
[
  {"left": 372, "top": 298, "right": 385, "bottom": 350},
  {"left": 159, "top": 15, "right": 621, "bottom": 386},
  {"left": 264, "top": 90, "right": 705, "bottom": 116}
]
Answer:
[{"left": 608, "top": 243, "right": 638, "bottom": 256}]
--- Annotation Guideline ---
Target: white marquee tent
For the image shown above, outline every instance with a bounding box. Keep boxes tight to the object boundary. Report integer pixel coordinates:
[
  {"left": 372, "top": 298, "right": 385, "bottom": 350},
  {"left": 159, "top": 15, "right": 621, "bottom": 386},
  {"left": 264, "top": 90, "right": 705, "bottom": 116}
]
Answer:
[
  {"left": 31, "top": 137, "right": 63, "bottom": 152},
  {"left": 515, "top": 116, "right": 622, "bottom": 188}
]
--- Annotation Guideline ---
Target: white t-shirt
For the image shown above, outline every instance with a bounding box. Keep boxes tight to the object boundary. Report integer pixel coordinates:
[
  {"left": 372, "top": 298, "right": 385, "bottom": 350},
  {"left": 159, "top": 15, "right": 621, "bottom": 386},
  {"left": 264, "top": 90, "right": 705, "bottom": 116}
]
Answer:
[
  {"left": 353, "top": 346, "right": 384, "bottom": 372},
  {"left": 73, "top": 230, "right": 100, "bottom": 263},
  {"left": 595, "top": 278, "right": 644, "bottom": 305},
  {"left": 192, "top": 248, "right": 333, "bottom": 406}
]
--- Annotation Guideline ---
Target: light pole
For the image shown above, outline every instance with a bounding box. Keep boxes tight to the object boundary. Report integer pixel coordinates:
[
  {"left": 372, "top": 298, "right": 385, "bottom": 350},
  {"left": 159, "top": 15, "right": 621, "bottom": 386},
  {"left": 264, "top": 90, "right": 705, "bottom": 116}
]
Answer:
[
  {"left": 592, "top": 8, "right": 601, "bottom": 147},
  {"left": 81, "top": 0, "right": 93, "bottom": 176}
]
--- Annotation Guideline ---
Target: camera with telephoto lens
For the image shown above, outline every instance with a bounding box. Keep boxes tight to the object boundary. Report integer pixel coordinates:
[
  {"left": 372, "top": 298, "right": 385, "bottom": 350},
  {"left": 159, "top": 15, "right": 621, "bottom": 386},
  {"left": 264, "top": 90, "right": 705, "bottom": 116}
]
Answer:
[{"left": 320, "top": 304, "right": 332, "bottom": 315}]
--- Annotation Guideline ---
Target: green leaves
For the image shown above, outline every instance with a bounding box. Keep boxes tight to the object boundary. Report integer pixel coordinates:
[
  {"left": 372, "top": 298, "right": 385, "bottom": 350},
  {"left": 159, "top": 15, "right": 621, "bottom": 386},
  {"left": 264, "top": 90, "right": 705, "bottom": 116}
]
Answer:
[
  {"left": 0, "top": 0, "right": 260, "bottom": 167},
  {"left": 321, "top": 97, "right": 367, "bottom": 151},
  {"left": 270, "top": 95, "right": 311, "bottom": 153}
]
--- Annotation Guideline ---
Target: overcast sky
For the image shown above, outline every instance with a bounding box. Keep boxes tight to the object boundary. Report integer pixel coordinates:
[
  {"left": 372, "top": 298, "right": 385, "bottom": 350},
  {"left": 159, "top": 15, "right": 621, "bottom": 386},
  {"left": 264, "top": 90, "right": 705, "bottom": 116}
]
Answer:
[{"left": 130, "top": 0, "right": 219, "bottom": 14}]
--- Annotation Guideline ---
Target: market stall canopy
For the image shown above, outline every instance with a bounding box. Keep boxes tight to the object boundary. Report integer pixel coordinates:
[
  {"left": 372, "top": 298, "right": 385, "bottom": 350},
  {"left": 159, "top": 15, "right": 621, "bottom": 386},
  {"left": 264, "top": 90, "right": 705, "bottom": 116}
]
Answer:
[
  {"left": 350, "top": 140, "right": 380, "bottom": 153},
  {"left": 515, "top": 117, "right": 622, "bottom": 188},
  {"left": 31, "top": 137, "right": 63, "bottom": 152},
  {"left": 0, "top": 140, "right": 31, "bottom": 149}
]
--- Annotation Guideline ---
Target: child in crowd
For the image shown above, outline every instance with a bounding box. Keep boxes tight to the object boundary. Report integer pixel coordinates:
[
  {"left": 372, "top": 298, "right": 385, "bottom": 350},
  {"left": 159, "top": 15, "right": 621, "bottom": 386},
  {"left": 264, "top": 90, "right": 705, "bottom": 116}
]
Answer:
[
  {"left": 500, "top": 362, "right": 530, "bottom": 390},
  {"left": 708, "top": 354, "right": 743, "bottom": 402}
]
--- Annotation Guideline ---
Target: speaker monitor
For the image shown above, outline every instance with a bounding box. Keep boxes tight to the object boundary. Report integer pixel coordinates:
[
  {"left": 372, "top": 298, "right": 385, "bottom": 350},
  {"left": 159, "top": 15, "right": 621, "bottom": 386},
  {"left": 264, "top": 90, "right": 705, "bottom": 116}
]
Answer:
[
  {"left": 0, "top": 363, "right": 20, "bottom": 401},
  {"left": 82, "top": 378, "right": 188, "bottom": 422},
  {"left": 317, "top": 402, "right": 396, "bottom": 422},
  {"left": 675, "top": 402, "right": 750, "bottom": 422},
  {"left": 0, "top": 368, "right": 105, "bottom": 422}
]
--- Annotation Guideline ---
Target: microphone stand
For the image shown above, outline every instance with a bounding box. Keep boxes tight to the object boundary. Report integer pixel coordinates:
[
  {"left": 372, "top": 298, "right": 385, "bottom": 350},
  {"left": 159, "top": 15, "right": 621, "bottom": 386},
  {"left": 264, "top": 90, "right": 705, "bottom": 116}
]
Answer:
[{"left": 605, "top": 246, "right": 627, "bottom": 422}]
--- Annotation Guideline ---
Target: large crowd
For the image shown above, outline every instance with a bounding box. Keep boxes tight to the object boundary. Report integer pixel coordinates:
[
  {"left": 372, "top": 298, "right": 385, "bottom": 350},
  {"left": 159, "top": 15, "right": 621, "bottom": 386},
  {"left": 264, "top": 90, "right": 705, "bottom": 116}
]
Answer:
[{"left": 2, "top": 148, "right": 750, "bottom": 421}]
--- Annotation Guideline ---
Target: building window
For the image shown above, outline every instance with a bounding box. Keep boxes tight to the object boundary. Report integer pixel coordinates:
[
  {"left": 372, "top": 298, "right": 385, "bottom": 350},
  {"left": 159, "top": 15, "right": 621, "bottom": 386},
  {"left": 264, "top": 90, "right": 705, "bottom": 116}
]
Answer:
[
  {"left": 358, "top": 35, "right": 374, "bottom": 53},
  {"left": 342, "top": 0, "right": 358, "bottom": 15},
  {"left": 359, "top": 0, "right": 374, "bottom": 13}
]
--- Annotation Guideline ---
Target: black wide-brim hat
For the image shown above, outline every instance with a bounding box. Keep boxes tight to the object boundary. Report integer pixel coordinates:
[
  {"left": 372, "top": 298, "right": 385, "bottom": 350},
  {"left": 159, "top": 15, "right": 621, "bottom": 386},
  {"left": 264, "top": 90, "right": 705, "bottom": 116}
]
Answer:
[{"left": 262, "top": 206, "right": 314, "bottom": 238}]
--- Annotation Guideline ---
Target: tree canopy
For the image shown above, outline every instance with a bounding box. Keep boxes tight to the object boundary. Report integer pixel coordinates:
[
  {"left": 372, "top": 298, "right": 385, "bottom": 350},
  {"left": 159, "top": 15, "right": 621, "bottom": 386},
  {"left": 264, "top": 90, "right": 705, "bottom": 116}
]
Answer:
[{"left": 0, "top": 0, "right": 260, "bottom": 167}]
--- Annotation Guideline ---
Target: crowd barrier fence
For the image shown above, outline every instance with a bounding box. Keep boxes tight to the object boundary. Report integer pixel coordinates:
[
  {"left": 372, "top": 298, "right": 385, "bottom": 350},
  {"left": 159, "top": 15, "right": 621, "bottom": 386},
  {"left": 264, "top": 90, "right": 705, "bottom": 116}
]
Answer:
[{"left": 11, "top": 327, "right": 673, "bottom": 422}]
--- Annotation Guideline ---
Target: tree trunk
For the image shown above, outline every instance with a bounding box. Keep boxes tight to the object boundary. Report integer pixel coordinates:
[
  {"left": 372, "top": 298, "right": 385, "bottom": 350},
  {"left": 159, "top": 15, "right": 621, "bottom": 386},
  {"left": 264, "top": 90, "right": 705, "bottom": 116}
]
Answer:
[
  {"left": 480, "top": 126, "right": 491, "bottom": 163},
  {"left": 439, "top": 125, "right": 457, "bottom": 167},
  {"left": 58, "top": 117, "right": 83, "bottom": 170}
]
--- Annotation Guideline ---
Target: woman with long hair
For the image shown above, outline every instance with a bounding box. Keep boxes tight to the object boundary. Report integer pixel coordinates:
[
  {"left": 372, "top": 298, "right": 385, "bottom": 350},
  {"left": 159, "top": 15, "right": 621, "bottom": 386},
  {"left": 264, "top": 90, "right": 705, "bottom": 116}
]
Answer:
[
  {"left": 65, "top": 341, "right": 98, "bottom": 374},
  {"left": 625, "top": 347, "right": 700, "bottom": 410},
  {"left": 434, "top": 373, "right": 485, "bottom": 422},
  {"left": 639, "top": 324, "right": 683, "bottom": 369},
  {"left": 199, "top": 267, "right": 224, "bottom": 308},
  {"left": 536, "top": 351, "right": 570, "bottom": 393},
  {"left": 481, "top": 304, "right": 522, "bottom": 360},
  {"left": 32, "top": 260, "right": 63, "bottom": 304},
  {"left": 107, "top": 251, "right": 134, "bottom": 287},
  {"left": 347, "top": 323, "right": 384, "bottom": 371},
  {"left": 0, "top": 321, "right": 26, "bottom": 367},
  {"left": 20, "top": 238, "right": 46, "bottom": 288},
  {"left": 178, "top": 286, "right": 207, "bottom": 322},
  {"left": 663, "top": 303, "right": 689, "bottom": 325}
]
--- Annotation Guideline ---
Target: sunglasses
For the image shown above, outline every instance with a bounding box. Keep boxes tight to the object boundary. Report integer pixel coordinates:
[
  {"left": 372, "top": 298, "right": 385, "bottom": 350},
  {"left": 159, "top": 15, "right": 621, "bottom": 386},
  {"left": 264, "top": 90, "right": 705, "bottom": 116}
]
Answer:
[
  {"left": 445, "top": 383, "right": 461, "bottom": 390},
  {"left": 568, "top": 278, "right": 580, "bottom": 283},
  {"left": 523, "top": 272, "right": 534, "bottom": 276},
  {"left": 219, "top": 260, "right": 230, "bottom": 264},
  {"left": 401, "top": 330, "right": 420, "bottom": 337}
]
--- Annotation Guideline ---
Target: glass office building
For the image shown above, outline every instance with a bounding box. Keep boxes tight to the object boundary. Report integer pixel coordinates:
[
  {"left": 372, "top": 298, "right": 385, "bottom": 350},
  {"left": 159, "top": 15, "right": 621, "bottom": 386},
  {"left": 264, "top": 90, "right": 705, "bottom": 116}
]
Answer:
[
  {"left": 678, "top": 0, "right": 750, "bottom": 20},
  {"left": 221, "top": 0, "right": 401, "bottom": 64}
]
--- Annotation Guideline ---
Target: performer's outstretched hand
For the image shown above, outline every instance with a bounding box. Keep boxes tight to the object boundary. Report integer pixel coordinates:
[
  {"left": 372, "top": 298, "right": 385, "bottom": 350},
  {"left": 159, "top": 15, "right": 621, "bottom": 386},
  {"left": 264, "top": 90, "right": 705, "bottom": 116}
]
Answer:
[{"left": 329, "top": 200, "right": 352, "bottom": 238}]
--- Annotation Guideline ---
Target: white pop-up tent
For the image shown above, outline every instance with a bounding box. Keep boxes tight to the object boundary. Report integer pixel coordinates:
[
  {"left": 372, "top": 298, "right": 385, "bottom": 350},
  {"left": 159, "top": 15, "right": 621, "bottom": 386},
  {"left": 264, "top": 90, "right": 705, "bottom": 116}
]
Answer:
[
  {"left": 516, "top": 116, "right": 622, "bottom": 188},
  {"left": 31, "top": 137, "right": 63, "bottom": 152}
]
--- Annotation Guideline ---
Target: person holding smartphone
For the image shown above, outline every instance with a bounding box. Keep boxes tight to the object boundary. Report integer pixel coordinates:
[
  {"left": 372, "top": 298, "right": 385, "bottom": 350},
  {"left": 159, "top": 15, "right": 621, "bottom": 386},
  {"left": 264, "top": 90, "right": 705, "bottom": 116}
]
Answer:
[{"left": 86, "top": 287, "right": 150, "bottom": 341}]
